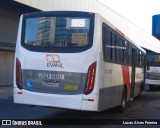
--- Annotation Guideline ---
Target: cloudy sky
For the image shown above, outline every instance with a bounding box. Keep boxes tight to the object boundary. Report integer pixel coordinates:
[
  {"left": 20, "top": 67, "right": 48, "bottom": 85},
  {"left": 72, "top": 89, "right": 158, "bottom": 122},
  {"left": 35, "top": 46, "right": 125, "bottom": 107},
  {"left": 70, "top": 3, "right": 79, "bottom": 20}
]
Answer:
[{"left": 98, "top": 0, "right": 160, "bottom": 34}]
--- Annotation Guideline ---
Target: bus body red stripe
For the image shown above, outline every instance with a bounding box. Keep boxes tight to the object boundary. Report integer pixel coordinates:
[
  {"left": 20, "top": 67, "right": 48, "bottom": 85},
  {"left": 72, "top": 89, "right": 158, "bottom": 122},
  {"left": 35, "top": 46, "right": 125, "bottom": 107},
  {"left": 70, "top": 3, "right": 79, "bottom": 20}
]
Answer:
[{"left": 121, "top": 65, "right": 131, "bottom": 98}]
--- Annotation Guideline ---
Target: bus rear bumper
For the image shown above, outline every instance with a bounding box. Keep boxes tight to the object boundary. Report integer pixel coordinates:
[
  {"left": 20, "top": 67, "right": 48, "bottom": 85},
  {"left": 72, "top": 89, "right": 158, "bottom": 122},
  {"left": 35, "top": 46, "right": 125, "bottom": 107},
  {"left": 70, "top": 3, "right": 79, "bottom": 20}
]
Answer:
[
  {"left": 13, "top": 87, "right": 23, "bottom": 104},
  {"left": 13, "top": 88, "right": 98, "bottom": 111}
]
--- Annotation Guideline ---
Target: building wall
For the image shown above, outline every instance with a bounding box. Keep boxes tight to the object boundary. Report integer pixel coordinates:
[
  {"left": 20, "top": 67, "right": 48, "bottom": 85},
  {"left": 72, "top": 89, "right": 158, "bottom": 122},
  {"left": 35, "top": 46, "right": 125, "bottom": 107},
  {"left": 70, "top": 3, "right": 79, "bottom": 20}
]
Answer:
[
  {"left": 0, "top": 51, "right": 14, "bottom": 86},
  {"left": 14, "top": 0, "right": 160, "bottom": 53},
  {"left": 15, "top": 0, "right": 46, "bottom": 10},
  {"left": 0, "top": 7, "right": 19, "bottom": 45},
  {"left": 0, "top": 6, "right": 19, "bottom": 86},
  {"left": 0, "top": 1, "right": 39, "bottom": 86}
]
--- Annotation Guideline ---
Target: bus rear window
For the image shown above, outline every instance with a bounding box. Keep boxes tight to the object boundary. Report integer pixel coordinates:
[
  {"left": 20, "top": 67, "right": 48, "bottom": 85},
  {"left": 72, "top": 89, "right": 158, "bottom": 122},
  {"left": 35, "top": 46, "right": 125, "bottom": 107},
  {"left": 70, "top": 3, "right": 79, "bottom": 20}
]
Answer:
[
  {"left": 22, "top": 12, "right": 94, "bottom": 53},
  {"left": 147, "top": 54, "right": 160, "bottom": 66}
]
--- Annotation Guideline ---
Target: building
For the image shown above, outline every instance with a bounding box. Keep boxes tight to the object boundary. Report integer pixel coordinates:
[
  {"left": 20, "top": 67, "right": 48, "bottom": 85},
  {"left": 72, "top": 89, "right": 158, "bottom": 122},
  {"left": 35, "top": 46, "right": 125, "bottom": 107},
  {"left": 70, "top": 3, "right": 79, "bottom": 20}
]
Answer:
[
  {"left": 1, "top": 0, "right": 160, "bottom": 86},
  {"left": 0, "top": 0, "right": 39, "bottom": 86},
  {"left": 14, "top": 0, "right": 160, "bottom": 53},
  {"left": 36, "top": 17, "right": 56, "bottom": 46}
]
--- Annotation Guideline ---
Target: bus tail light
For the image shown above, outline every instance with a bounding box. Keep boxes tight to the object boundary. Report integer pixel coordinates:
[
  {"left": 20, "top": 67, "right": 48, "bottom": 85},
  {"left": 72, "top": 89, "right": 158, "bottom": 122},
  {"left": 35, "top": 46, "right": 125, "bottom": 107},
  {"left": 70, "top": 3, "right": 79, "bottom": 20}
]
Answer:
[
  {"left": 16, "top": 58, "right": 23, "bottom": 90},
  {"left": 84, "top": 62, "right": 96, "bottom": 95}
]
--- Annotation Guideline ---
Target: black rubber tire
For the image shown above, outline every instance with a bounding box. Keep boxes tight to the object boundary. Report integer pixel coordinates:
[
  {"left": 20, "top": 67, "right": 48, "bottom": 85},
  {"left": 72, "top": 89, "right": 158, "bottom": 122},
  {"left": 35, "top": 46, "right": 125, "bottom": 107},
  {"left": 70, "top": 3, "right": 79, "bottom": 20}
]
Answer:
[
  {"left": 118, "top": 88, "right": 127, "bottom": 113},
  {"left": 136, "top": 83, "right": 143, "bottom": 98}
]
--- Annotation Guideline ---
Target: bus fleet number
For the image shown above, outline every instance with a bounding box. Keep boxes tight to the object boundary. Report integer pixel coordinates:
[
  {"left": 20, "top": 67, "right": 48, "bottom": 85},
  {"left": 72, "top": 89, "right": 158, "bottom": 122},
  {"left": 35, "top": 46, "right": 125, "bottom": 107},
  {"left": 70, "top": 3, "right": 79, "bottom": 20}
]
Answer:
[{"left": 38, "top": 73, "right": 65, "bottom": 80}]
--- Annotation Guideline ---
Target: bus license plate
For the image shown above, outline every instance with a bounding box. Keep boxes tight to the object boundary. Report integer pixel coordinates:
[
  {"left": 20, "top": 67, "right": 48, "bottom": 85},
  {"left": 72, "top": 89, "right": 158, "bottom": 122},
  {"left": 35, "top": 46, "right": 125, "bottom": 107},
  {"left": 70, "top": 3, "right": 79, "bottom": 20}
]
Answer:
[{"left": 64, "top": 85, "right": 78, "bottom": 91}]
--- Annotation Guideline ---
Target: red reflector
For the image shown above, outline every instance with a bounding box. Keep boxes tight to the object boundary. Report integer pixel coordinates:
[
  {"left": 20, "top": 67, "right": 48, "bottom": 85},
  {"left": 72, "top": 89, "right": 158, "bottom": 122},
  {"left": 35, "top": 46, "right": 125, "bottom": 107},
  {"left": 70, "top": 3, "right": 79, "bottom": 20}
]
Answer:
[
  {"left": 18, "top": 92, "right": 22, "bottom": 94},
  {"left": 84, "top": 62, "right": 96, "bottom": 95},
  {"left": 83, "top": 99, "right": 94, "bottom": 102},
  {"left": 88, "top": 99, "right": 94, "bottom": 102}
]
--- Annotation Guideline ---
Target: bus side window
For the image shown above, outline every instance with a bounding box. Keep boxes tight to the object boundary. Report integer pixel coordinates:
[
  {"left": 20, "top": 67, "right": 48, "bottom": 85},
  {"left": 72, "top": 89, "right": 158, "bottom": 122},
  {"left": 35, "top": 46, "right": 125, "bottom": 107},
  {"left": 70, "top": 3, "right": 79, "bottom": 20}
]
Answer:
[
  {"left": 112, "top": 33, "right": 117, "bottom": 62},
  {"left": 102, "top": 26, "right": 112, "bottom": 61},
  {"left": 137, "top": 50, "right": 140, "bottom": 67},
  {"left": 124, "top": 41, "right": 129, "bottom": 65},
  {"left": 142, "top": 54, "right": 144, "bottom": 67},
  {"left": 139, "top": 51, "right": 142, "bottom": 67},
  {"left": 116, "top": 36, "right": 123, "bottom": 64},
  {"left": 122, "top": 39, "right": 125, "bottom": 64},
  {"left": 129, "top": 44, "right": 132, "bottom": 65},
  {"left": 137, "top": 50, "right": 139, "bottom": 66}
]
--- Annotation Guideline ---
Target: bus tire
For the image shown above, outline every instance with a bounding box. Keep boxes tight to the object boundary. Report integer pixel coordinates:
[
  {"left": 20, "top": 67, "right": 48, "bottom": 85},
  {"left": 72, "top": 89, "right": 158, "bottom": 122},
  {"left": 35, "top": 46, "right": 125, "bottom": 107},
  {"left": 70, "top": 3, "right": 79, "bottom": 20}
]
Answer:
[
  {"left": 118, "top": 88, "right": 127, "bottom": 113},
  {"left": 136, "top": 82, "right": 143, "bottom": 98}
]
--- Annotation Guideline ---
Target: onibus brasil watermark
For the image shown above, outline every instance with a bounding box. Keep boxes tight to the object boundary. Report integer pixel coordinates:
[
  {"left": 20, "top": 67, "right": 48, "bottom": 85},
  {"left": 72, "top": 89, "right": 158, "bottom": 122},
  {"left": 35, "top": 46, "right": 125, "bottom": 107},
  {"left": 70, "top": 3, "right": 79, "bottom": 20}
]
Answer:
[{"left": 1, "top": 120, "right": 42, "bottom": 126}]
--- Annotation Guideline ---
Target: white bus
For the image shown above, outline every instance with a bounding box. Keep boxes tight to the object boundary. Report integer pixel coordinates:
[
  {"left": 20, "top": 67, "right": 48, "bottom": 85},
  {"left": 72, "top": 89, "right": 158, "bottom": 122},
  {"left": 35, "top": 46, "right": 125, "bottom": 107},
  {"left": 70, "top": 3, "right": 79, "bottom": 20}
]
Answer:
[
  {"left": 146, "top": 53, "right": 160, "bottom": 90},
  {"left": 14, "top": 11, "right": 146, "bottom": 112}
]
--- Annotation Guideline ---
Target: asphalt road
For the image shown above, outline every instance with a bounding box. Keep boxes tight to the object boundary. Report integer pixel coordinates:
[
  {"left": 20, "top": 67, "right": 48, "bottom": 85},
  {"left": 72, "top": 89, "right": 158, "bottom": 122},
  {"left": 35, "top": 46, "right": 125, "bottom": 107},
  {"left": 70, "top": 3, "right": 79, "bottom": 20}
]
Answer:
[{"left": 0, "top": 86, "right": 160, "bottom": 127}]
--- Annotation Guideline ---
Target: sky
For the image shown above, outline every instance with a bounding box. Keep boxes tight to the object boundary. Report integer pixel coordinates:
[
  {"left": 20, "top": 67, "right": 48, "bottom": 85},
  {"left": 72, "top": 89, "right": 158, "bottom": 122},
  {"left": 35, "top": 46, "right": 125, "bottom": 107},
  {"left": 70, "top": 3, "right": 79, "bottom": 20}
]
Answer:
[{"left": 98, "top": 0, "right": 160, "bottom": 34}]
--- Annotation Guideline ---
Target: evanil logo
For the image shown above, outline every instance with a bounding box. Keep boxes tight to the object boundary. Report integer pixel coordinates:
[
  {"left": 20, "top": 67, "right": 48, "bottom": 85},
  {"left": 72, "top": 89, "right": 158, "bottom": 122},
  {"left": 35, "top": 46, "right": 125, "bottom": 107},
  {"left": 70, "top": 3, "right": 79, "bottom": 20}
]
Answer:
[{"left": 46, "top": 54, "right": 64, "bottom": 68}]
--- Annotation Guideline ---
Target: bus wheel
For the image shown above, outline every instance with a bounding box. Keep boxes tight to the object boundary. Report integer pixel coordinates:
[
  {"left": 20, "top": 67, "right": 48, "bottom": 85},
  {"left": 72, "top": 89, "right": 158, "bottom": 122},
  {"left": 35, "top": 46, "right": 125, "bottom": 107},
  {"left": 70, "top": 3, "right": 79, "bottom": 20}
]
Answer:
[
  {"left": 118, "top": 88, "right": 127, "bottom": 113},
  {"left": 136, "top": 82, "right": 143, "bottom": 98}
]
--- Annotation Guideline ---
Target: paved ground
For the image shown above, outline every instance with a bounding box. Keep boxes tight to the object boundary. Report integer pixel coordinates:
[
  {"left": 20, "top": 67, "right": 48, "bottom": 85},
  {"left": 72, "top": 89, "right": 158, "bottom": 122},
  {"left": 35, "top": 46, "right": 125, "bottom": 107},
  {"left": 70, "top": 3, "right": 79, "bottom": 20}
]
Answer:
[
  {"left": 1, "top": 86, "right": 160, "bottom": 128},
  {"left": 0, "top": 86, "right": 12, "bottom": 100}
]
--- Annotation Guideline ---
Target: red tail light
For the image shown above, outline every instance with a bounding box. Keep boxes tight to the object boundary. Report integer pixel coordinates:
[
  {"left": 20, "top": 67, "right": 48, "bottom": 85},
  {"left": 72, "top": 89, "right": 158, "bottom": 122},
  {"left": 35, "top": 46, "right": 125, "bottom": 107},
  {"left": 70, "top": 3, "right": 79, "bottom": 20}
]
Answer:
[
  {"left": 84, "top": 62, "right": 96, "bottom": 95},
  {"left": 16, "top": 58, "right": 23, "bottom": 90}
]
